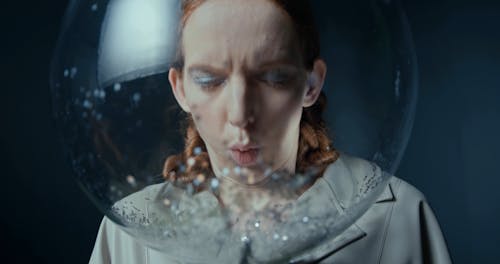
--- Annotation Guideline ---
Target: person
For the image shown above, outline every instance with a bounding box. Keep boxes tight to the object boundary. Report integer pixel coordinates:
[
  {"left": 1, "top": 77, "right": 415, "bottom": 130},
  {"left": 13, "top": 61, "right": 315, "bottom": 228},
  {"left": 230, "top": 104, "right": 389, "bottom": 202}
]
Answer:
[{"left": 90, "top": 0, "right": 452, "bottom": 263}]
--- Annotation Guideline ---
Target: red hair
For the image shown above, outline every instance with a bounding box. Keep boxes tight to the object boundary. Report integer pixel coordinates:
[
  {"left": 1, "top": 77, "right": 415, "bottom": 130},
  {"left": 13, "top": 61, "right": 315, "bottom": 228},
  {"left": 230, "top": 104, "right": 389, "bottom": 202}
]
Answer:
[{"left": 163, "top": 0, "right": 339, "bottom": 192}]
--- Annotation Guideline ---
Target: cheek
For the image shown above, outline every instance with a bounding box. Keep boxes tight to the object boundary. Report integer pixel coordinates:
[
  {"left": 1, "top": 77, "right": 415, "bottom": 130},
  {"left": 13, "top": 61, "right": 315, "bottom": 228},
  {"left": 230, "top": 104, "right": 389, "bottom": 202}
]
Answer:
[
  {"left": 259, "top": 85, "right": 305, "bottom": 122},
  {"left": 183, "top": 84, "right": 226, "bottom": 139}
]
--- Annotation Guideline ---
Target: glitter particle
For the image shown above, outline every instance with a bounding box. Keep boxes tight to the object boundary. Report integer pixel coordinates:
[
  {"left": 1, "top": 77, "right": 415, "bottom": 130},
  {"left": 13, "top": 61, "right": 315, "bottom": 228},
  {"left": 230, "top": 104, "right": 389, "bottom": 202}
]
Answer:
[
  {"left": 234, "top": 166, "right": 241, "bottom": 175},
  {"left": 91, "top": 3, "right": 98, "bottom": 11},
  {"left": 254, "top": 221, "right": 260, "bottom": 228},
  {"left": 282, "top": 235, "right": 288, "bottom": 241},
  {"left": 302, "top": 216, "right": 309, "bottom": 223},
  {"left": 163, "top": 199, "right": 171, "bottom": 206},
  {"left": 222, "top": 167, "right": 230, "bottom": 176},
  {"left": 273, "top": 233, "right": 280, "bottom": 240}
]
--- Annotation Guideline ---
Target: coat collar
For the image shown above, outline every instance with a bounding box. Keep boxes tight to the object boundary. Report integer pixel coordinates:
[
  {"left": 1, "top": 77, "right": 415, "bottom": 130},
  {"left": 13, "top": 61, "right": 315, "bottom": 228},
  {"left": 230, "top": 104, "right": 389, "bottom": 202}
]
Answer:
[{"left": 289, "top": 153, "right": 395, "bottom": 263}]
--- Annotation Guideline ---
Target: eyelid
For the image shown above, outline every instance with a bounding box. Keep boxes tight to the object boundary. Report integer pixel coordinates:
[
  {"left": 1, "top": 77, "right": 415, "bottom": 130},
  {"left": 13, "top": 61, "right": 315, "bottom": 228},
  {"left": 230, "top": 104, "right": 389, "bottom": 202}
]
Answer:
[
  {"left": 259, "top": 69, "right": 294, "bottom": 83},
  {"left": 190, "top": 70, "right": 226, "bottom": 88}
]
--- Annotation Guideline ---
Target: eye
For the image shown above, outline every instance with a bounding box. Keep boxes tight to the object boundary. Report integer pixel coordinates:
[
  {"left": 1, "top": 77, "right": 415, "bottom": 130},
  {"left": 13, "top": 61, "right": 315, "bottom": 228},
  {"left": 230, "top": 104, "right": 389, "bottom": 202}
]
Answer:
[
  {"left": 259, "top": 69, "right": 294, "bottom": 86},
  {"left": 191, "top": 72, "right": 226, "bottom": 90}
]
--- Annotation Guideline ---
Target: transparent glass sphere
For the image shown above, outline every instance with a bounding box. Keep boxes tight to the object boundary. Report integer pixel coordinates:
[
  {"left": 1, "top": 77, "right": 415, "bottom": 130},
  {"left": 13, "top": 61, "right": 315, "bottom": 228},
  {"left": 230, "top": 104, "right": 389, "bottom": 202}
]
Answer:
[{"left": 50, "top": 0, "right": 417, "bottom": 262}]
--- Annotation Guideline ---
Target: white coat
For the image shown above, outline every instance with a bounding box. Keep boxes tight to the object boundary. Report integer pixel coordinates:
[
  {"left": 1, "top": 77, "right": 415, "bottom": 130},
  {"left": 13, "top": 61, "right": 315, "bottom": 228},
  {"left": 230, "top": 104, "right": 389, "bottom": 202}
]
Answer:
[{"left": 89, "top": 154, "right": 452, "bottom": 263}]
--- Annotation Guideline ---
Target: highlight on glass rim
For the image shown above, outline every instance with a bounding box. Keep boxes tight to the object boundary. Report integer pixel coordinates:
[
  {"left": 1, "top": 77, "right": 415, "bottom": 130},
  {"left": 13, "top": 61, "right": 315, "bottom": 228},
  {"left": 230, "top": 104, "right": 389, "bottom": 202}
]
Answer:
[{"left": 50, "top": 0, "right": 451, "bottom": 263}]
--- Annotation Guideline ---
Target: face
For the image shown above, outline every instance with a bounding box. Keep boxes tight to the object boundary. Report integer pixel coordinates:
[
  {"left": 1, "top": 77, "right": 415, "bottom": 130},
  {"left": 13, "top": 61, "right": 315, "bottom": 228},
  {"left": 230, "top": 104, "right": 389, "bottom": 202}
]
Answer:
[{"left": 169, "top": 0, "right": 325, "bottom": 182}]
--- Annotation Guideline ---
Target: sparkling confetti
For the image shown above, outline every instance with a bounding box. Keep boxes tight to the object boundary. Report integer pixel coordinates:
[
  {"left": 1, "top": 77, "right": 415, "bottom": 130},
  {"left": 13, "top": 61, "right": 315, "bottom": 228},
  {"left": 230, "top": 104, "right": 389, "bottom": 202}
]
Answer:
[
  {"left": 254, "top": 221, "right": 260, "bottom": 228},
  {"left": 163, "top": 199, "right": 171, "bottom": 206},
  {"left": 63, "top": 69, "right": 69, "bottom": 77},
  {"left": 273, "top": 233, "right": 280, "bottom": 240},
  {"left": 187, "top": 157, "right": 195, "bottom": 167},
  {"left": 113, "top": 83, "right": 121, "bottom": 92},
  {"left": 222, "top": 167, "right": 230, "bottom": 176},
  {"left": 233, "top": 166, "right": 241, "bottom": 175},
  {"left": 91, "top": 3, "right": 98, "bottom": 11},
  {"left": 282, "top": 235, "right": 288, "bottom": 241},
  {"left": 302, "top": 216, "right": 309, "bottom": 223}
]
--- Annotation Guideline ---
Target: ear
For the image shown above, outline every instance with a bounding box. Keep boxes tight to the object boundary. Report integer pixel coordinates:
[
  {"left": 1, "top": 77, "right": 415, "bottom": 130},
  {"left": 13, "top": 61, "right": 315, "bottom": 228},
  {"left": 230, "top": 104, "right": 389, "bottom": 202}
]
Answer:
[
  {"left": 168, "top": 68, "right": 191, "bottom": 113},
  {"left": 303, "top": 59, "right": 327, "bottom": 107}
]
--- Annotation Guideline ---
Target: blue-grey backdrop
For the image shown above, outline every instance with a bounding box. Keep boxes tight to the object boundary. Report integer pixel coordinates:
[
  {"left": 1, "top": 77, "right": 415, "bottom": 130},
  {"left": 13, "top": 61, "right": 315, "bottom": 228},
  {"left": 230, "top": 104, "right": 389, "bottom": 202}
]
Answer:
[{"left": 0, "top": 0, "right": 498, "bottom": 263}]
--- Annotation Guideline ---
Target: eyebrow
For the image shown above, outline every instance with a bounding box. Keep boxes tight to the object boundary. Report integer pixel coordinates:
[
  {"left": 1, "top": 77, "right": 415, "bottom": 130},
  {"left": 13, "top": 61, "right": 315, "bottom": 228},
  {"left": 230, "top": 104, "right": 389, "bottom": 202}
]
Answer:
[
  {"left": 187, "top": 58, "right": 297, "bottom": 74},
  {"left": 187, "top": 64, "right": 227, "bottom": 75}
]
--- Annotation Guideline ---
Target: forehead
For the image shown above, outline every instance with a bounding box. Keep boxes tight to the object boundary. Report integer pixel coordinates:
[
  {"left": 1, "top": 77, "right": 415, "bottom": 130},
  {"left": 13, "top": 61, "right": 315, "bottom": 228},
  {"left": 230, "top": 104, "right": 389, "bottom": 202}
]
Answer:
[{"left": 182, "top": 0, "right": 300, "bottom": 67}]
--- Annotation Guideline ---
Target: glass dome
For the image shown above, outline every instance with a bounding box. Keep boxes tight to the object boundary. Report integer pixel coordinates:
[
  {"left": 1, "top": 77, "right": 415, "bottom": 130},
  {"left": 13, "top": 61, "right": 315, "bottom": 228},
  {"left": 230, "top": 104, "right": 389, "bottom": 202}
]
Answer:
[{"left": 50, "top": 0, "right": 417, "bottom": 262}]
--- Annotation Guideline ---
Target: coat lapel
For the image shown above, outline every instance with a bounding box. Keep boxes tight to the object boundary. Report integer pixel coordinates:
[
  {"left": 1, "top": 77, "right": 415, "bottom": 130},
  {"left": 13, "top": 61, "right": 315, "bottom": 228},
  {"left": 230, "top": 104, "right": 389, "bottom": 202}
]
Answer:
[{"left": 290, "top": 154, "right": 396, "bottom": 263}]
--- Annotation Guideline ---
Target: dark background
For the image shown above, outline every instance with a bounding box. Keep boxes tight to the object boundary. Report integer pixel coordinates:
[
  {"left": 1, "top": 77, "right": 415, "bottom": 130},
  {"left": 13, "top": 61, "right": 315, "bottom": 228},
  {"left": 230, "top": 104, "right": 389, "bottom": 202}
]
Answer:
[{"left": 1, "top": 0, "right": 499, "bottom": 263}]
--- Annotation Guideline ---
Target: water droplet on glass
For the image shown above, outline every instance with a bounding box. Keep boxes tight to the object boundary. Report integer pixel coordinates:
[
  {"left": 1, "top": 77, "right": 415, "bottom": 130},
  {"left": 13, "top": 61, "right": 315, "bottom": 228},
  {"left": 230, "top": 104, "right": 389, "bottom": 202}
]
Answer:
[
  {"left": 196, "top": 174, "right": 205, "bottom": 183},
  {"left": 193, "top": 146, "right": 202, "bottom": 155},
  {"left": 83, "top": 100, "right": 93, "bottom": 109},
  {"left": 126, "top": 175, "right": 137, "bottom": 187},
  {"left": 132, "top": 92, "right": 141, "bottom": 102},
  {"left": 394, "top": 67, "right": 401, "bottom": 101},
  {"left": 210, "top": 178, "right": 219, "bottom": 189},
  {"left": 70, "top": 67, "right": 78, "bottom": 79},
  {"left": 113, "top": 83, "right": 121, "bottom": 92},
  {"left": 186, "top": 184, "right": 194, "bottom": 195},
  {"left": 99, "top": 90, "right": 106, "bottom": 99},
  {"left": 264, "top": 167, "right": 273, "bottom": 177},
  {"left": 241, "top": 235, "right": 250, "bottom": 243},
  {"left": 187, "top": 157, "right": 195, "bottom": 167}
]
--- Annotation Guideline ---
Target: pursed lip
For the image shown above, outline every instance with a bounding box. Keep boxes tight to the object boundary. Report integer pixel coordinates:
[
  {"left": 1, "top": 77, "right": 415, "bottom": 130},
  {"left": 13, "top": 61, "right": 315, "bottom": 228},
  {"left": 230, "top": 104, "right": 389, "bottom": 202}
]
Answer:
[
  {"left": 228, "top": 143, "right": 261, "bottom": 166},
  {"left": 229, "top": 143, "right": 260, "bottom": 152}
]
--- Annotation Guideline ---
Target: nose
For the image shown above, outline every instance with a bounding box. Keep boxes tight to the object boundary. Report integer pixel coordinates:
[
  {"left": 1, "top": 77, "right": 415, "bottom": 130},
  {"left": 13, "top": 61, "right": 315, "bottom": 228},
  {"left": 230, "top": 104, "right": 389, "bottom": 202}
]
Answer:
[{"left": 227, "top": 76, "right": 255, "bottom": 128}]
